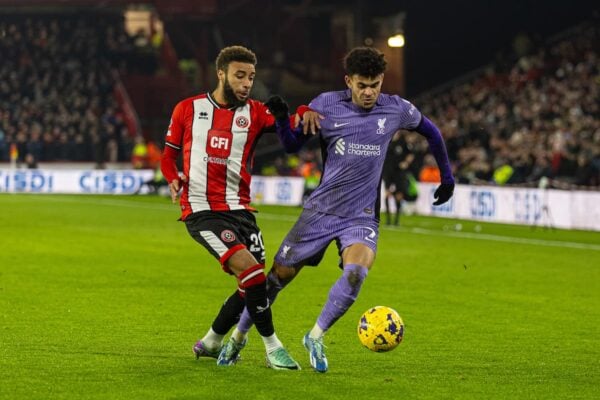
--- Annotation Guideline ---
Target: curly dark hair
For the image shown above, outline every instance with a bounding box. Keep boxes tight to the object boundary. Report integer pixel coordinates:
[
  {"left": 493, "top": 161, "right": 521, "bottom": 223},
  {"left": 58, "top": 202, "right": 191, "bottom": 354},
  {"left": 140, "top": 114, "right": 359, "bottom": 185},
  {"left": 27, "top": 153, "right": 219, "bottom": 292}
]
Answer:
[
  {"left": 215, "top": 45, "right": 257, "bottom": 72},
  {"left": 343, "top": 47, "right": 387, "bottom": 77}
]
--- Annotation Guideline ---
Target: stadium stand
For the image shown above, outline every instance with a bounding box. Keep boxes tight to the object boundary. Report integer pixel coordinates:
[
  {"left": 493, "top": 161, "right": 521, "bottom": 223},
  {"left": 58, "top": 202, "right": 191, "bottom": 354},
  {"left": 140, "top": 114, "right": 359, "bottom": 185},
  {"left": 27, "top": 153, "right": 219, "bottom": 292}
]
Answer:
[
  {"left": 0, "top": 13, "right": 156, "bottom": 166},
  {"left": 0, "top": 7, "right": 597, "bottom": 189},
  {"left": 415, "top": 21, "right": 599, "bottom": 189}
]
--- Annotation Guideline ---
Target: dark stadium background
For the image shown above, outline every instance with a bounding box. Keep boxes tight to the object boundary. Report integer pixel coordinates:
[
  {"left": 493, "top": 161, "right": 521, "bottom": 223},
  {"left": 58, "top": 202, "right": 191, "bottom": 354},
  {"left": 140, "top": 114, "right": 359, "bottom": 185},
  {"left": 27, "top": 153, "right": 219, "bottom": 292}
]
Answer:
[
  {"left": 1, "top": 0, "right": 598, "bottom": 188},
  {"left": 1, "top": 0, "right": 597, "bottom": 95},
  {"left": 401, "top": 0, "right": 598, "bottom": 94}
]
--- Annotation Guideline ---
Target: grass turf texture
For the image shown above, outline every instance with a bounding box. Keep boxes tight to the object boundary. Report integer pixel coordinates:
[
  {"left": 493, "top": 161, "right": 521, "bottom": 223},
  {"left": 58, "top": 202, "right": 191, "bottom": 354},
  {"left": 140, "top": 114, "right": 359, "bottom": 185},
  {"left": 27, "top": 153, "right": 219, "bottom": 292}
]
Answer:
[{"left": 0, "top": 194, "right": 599, "bottom": 399}]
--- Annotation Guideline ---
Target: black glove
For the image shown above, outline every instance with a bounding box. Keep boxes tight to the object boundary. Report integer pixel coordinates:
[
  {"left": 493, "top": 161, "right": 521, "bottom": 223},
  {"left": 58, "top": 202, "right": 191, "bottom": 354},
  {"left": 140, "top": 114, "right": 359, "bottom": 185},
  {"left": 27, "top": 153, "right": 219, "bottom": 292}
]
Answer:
[
  {"left": 433, "top": 183, "right": 454, "bottom": 205},
  {"left": 265, "top": 95, "right": 289, "bottom": 121}
]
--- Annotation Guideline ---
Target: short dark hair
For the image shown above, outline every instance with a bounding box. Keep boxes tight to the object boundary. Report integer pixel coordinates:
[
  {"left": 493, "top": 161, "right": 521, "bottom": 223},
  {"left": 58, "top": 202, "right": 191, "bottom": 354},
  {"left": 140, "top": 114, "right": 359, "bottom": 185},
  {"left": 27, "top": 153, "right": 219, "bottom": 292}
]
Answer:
[
  {"left": 343, "top": 47, "right": 387, "bottom": 77},
  {"left": 215, "top": 45, "right": 257, "bottom": 72}
]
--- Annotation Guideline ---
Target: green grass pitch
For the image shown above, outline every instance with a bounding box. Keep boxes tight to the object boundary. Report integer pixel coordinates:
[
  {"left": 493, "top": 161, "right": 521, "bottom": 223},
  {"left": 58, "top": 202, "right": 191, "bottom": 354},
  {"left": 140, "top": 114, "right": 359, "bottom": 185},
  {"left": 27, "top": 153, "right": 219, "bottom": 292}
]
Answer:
[{"left": 1, "top": 194, "right": 599, "bottom": 399}]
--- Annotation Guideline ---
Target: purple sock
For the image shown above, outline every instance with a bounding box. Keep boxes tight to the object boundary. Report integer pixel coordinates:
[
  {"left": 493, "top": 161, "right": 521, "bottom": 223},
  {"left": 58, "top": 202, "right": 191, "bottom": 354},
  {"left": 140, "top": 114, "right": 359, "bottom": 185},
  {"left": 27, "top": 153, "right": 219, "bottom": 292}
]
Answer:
[
  {"left": 237, "top": 308, "right": 253, "bottom": 334},
  {"left": 237, "top": 269, "right": 286, "bottom": 334},
  {"left": 317, "top": 264, "right": 368, "bottom": 331}
]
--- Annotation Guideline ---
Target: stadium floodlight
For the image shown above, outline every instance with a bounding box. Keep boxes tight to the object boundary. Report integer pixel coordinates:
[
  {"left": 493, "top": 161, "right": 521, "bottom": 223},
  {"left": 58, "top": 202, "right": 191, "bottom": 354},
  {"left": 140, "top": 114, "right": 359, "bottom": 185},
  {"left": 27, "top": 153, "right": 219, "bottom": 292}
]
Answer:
[
  {"left": 385, "top": 12, "right": 406, "bottom": 48},
  {"left": 387, "top": 33, "right": 405, "bottom": 48}
]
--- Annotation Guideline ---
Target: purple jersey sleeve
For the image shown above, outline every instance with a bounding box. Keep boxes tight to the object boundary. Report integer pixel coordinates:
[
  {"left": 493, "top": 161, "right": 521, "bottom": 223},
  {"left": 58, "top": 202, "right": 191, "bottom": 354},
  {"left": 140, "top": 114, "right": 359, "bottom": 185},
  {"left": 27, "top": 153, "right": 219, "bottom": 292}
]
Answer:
[
  {"left": 307, "top": 94, "right": 326, "bottom": 114},
  {"left": 275, "top": 118, "right": 310, "bottom": 153},
  {"left": 414, "top": 116, "right": 455, "bottom": 184}
]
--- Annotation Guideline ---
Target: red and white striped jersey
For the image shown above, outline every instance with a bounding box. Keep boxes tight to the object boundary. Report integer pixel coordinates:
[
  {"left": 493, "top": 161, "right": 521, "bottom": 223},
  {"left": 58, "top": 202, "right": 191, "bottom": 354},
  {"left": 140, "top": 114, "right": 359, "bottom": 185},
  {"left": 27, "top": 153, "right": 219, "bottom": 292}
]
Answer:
[{"left": 161, "top": 92, "right": 276, "bottom": 220}]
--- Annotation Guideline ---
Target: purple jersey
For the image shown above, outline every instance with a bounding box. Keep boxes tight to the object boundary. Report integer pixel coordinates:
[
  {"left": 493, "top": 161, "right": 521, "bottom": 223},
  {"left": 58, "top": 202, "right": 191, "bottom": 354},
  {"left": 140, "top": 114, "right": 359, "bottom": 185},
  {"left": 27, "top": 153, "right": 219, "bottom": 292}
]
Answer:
[{"left": 304, "top": 89, "right": 422, "bottom": 218}]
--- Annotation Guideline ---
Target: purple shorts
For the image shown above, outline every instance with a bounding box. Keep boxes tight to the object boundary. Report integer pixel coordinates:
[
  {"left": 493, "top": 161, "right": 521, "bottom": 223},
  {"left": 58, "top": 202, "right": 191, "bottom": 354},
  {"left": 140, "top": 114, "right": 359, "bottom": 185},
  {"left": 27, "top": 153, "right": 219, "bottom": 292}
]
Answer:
[{"left": 274, "top": 208, "right": 379, "bottom": 267}]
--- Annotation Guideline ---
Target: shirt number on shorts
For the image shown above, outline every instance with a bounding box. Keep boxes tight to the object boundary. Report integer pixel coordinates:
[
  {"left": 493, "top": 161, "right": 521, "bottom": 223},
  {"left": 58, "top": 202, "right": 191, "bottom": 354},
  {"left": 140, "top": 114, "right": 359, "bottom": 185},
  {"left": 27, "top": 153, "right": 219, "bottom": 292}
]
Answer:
[{"left": 249, "top": 232, "right": 265, "bottom": 260}]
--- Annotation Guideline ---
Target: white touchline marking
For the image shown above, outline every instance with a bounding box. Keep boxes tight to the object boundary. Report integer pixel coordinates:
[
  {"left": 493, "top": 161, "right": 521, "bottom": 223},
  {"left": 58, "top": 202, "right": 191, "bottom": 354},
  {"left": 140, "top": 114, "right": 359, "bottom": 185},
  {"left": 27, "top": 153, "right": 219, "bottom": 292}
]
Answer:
[{"left": 388, "top": 226, "right": 600, "bottom": 251}]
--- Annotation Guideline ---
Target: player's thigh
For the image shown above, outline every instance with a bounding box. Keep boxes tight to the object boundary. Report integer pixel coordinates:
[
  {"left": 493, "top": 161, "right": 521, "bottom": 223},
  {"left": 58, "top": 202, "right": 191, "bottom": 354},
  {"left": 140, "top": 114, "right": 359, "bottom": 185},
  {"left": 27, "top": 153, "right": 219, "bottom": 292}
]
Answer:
[
  {"left": 235, "top": 211, "right": 266, "bottom": 265},
  {"left": 184, "top": 212, "right": 253, "bottom": 273},
  {"left": 274, "top": 209, "right": 333, "bottom": 268}
]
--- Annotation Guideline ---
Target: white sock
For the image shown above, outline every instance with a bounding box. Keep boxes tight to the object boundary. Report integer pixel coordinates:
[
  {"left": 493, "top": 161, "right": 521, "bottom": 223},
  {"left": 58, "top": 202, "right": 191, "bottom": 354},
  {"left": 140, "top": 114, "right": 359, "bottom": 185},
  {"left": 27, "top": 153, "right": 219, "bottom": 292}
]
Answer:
[
  {"left": 262, "top": 333, "right": 283, "bottom": 353},
  {"left": 309, "top": 323, "right": 325, "bottom": 339},
  {"left": 231, "top": 327, "right": 247, "bottom": 344},
  {"left": 201, "top": 328, "right": 224, "bottom": 351}
]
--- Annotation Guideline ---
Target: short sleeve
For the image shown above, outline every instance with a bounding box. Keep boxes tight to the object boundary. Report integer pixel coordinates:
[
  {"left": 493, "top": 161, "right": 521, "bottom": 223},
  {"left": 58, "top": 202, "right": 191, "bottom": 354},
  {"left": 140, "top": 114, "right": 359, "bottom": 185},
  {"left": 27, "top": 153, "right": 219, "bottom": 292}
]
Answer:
[
  {"left": 307, "top": 94, "right": 326, "bottom": 114},
  {"left": 394, "top": 96, "right": 422, "bottom": 131}
]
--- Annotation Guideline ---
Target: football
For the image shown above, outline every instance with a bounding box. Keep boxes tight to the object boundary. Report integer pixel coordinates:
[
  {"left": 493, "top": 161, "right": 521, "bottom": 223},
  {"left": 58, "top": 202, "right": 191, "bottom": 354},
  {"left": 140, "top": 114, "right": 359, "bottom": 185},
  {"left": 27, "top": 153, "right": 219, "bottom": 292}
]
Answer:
[{"left": 357, "top": 306, "right": 404, "bottom": 352}]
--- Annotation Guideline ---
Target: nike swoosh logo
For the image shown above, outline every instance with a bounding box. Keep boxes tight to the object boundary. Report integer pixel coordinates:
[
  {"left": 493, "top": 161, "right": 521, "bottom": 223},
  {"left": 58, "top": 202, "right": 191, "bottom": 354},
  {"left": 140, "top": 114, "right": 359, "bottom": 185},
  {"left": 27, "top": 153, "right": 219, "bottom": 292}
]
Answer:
[{"left": 334, "top": 122, "right": 350, "bottom": 128}]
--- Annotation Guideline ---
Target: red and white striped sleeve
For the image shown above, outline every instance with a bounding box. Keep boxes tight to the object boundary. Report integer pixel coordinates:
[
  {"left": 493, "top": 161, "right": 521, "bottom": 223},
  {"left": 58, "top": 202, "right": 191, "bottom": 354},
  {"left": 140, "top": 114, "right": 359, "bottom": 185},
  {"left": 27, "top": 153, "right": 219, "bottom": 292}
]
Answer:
[{"left": 160, "top": 100, "right": 186, "bottom": 183}]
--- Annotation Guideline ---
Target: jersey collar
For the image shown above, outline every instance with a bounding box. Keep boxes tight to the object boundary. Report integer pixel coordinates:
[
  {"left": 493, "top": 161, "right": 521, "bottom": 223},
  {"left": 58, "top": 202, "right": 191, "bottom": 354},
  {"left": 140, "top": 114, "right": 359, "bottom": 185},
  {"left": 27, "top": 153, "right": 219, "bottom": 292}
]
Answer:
[
  {"left": 343, "top": 89, "right": 383, "bottom": 110},
  {"left": 207, "top": 92, "right": 238, "bottom": 110}
]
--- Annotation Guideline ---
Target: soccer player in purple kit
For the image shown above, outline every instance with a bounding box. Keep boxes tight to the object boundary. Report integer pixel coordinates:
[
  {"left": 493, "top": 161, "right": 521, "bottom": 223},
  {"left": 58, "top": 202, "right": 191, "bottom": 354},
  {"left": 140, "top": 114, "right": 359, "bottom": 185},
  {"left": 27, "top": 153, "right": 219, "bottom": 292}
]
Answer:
[{"left": 217, "top": 47, "right": 455, "bottom": 372}]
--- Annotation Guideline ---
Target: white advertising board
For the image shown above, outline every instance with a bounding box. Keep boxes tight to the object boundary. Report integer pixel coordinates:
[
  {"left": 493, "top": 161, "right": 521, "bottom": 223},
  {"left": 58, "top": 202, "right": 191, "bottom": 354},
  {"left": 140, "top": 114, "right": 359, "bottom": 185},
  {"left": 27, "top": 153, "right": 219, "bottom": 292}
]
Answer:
[
  {"left": 3, "top": 168, "right": 598, "bottom": 230},
  {"left": 250, "top": 176, "right": 304, "bottom": 206},
  {"left": 0, "top": 169, "right": 154, "bottom": 194},
  {"left": 414, "top": 183, "right": 599, "bottom": 231},
  {"left": 0, "top": 169, "right": 305, "bottom": 205}
]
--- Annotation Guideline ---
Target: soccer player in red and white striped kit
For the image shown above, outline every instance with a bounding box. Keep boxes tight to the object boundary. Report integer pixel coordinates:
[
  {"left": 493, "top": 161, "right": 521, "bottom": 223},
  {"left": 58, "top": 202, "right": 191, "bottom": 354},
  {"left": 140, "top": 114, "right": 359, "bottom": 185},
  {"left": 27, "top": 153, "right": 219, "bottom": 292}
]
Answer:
[{"left": 160, "top": 45, "right": 300, "bottom": 370}]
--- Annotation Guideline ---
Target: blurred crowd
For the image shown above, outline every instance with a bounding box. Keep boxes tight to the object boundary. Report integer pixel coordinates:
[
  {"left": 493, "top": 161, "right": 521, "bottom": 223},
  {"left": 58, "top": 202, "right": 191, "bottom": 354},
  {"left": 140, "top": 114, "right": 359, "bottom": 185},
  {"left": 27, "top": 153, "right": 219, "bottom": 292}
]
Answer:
[
  {"left": 259, "top": 148, "right": 322, "bottom": 200},
  {"left": 417, "top": 22, "right": 599, "bottom": 189},
  {"left": 0, "top": 14, "right": 157, "bottom": 167},
  {"left": 1, "top": 14, "right": 598, "bottom": 190}
]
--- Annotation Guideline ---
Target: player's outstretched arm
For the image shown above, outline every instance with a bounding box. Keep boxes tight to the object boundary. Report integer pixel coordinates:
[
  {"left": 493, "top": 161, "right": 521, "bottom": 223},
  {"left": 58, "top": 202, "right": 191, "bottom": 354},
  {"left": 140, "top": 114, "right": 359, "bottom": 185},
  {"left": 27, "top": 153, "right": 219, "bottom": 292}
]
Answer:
[
  {"left": 414, "top": 115, "right": 455, "bottom": 205},
  {"left": 265, "top": 95, "right": 312, "bottom": 153}
]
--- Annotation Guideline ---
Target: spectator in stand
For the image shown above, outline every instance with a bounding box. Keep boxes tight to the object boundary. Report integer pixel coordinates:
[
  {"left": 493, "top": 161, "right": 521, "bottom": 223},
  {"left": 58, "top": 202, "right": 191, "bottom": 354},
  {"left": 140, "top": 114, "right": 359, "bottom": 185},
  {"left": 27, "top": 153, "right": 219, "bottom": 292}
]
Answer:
[
  {"left": 131, "top": 135, "right": 148, "bottom": 169},
  {"left": 419, "top": 154, "right": 442, "bottom": 183},
  {"left": 24, "top": 153, "right": 38, "bottom": 169},
  {"left": 0, "top": 126, "right": 7, "bottom": 160},
  {"left": 575, "top": 152, "right": 599, "bottom": 187},
  {"left": 298, "top": 150, "right": 322, "bottom": 202},
  {"left": 146, "top": 140, "right": 162, "bottom": 169}
]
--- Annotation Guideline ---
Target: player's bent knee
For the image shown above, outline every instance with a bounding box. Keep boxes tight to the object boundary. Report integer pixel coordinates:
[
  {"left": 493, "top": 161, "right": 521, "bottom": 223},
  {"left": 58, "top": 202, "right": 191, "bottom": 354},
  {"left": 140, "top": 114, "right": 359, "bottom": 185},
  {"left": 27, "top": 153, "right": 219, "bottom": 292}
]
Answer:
[
  {"left": 343, "top": 244, "right": 376, "bottom": 269},
  {"left": 226, "top": 248, "right": 260, "bottom": 276},
  {"left": 273, "top": 262, "right": 297, "bottom": 281}
]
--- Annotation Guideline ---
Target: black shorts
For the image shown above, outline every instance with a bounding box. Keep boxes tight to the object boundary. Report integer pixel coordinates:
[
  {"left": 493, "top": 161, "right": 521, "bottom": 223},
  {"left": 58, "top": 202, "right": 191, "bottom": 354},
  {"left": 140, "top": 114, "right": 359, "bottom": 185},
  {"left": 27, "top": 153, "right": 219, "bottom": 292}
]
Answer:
[
  {"left": 184, "top": 210, "right": 265, "bottom": 270},
  {"left": 384, "top": 171, "right": 409, "bottom": 194}
]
